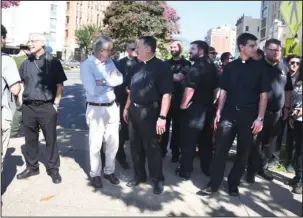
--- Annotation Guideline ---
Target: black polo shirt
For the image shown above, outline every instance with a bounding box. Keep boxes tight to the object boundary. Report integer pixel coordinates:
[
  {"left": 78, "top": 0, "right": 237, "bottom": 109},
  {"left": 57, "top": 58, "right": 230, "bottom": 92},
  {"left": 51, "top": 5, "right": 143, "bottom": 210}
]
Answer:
[
  {"left": 20, "top": 52, "right": 67, "bottom": 101},
  {"left": 166, "top": 57, "right": 191, "bottom": 98},
  {"left": 219, "top": 58, "right": 271, "bottom": 114},
  {"left": 114, "top": 56, "right": 139, "bottom": 104},
  {"left": 262, "top": 59, "right": 293, "bottom": 112},
  {"left": 127, "top": 56, "right": 173, "bottom": 105},
  {"left": 183, "top": 56, "right": 218, "bottom": 106}
]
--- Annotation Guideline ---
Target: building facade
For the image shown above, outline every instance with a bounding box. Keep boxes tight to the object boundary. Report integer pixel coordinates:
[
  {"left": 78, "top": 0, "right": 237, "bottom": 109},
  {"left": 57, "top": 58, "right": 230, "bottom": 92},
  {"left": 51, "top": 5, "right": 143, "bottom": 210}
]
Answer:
[
  {"left": 205, "top": 24, "right": 237, "bottom": 56},
  {"left": 64, "top": 1, "right": 110, "bottom": 60},
  {"left": 236, "top": 15, "right": 261, "bottom": 39},
  {"left": 2, "top": 1, "right": 66, "bottom": 56}
]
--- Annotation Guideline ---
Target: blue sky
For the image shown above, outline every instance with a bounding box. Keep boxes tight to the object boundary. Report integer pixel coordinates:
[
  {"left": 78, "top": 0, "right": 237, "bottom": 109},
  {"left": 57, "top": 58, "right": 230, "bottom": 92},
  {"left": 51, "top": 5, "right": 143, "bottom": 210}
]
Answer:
[{"left": 168, "top": 1, "right": 261, "bottom": 41}]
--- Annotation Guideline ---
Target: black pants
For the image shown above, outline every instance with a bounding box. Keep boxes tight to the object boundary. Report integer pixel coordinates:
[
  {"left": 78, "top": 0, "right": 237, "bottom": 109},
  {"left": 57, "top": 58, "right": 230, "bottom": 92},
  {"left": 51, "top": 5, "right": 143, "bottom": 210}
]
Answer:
[
  {"left": 160, "top": 96, "right": 182, "bottom": 157},
  {"left": 116, "top": 102, "right": 128, "bottom": 162},
  {"left": 197, "top": 105, "right": 215, "bottom": 173},
  {"left": 292, "top": 120, "right": 302, "bottom": 181},
  {"left": 247, "top": 110, "right": 281, "bottom": 173},
  {"left": 128, "top": 103, "right": 164, "bottom": 181},
  {"left": 179, "top": 103, "right": 208, "bottom": 174},
  {"left": 22, "top": 103, "right": 60, "bottom": 171},
  {"left": 209, "top": 109, "right": 256, "bottom": 190}
]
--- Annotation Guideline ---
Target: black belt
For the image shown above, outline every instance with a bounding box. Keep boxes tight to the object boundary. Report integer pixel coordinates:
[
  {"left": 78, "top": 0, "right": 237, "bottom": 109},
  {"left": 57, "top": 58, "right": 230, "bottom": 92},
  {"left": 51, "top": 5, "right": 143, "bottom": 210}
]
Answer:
[
  {"left": 266, "top": 109, "right": 281, "bottom": 114},
  {"left": 132, "top": 101, "right": 160, "bottom": 108},
  {"left": 88, "top": 101, "right": 115, "bottom": 107},
  {"left": 24, "top": 100, "right": 53, "bottom": 106}
]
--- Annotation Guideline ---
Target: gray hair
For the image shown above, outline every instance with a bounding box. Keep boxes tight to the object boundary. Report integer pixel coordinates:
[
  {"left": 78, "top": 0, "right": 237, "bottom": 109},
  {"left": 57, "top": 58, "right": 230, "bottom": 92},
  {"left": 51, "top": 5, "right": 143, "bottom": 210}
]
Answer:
[{"left": 93, "top": 35, "right": 112, "bottom": 55}]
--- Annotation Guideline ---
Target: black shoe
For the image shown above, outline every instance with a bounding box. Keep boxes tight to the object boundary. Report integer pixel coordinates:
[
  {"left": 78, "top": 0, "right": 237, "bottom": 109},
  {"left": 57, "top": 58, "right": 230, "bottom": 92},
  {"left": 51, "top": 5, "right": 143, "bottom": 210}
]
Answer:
[
  {"left": 104, "top": 173, "right": 120, "bottom": 185},
  {"left": 16, "top": 168, "right": 39, "bottom": 180},
  {"left": 246, "top": 173, "right": 255, "bottom": 183},
  {"left": 175, "top": 167, "right": 190, "bottom": 180},
  {"left": 292, "top": 183, "right": 302, "bottom": 194},
  {"left": 91, "top": 176, "right": 103, "bottom": 188},
  {"left": 152, "top": 179, "right": 164, "bottom": 195},
  {"left": 228, "top": 185, "right": 239, "bottom": 196},
  {"left": 47, "top": 170, "right": 62, "bottom": 184},
  {"left": 171, "top": 155, "right": 179, "bottom": 163},
  {"left": 126, "top": 177, "right": 146, "bottom": 187},
  {"left": 258, "top": 170, "right": 274, "bottom": 181},
  {"left": 285, "top": 177, "right": 300, "bottom": 186},
  {"left": 118, "top": 160, "right": 130, "bottom": 170},
  {"left": 197, "top": 184, "right": 216, "bottom": 196}
]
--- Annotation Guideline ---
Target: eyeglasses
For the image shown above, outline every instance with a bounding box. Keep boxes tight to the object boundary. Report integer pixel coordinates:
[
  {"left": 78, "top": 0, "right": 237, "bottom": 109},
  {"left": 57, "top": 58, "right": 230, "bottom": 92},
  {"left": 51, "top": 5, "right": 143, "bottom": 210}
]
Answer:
[
  {"left": 229, "top": 57, "right": 234, "bottom": 60},
  {"left": 130, "top": 48, "right": 136, "bottom": 51},
  {"left": 290, "top": 61, "right": 300, "bottom": 66},
  {"left": 266, "top": 48, "right": 281, "bottom": 53},
  {"left": 209, "top": 52, "right": 217, "bottom": 55}
]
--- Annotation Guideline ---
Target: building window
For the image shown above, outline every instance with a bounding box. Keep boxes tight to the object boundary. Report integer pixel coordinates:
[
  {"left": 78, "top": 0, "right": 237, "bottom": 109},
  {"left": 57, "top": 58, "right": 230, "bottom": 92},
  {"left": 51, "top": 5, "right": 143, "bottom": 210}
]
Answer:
[
  {"left": 51, "top": 4, "right": 57, "bottom": 17},
  {"left": 50, "top": 18, "right": 56, "bottom": 30},
  {"left": 65, "top": 30, "right": 69, "bottom": 38},
  {"left": 67, "top": 2, "right": 70, "bottom": 10},
  {"left": 257, "top": 27, "right": 260, "bottom": 32},
  {"left": 245, "top": 26, "right": 249, "bottom": 31},
  {"left": 261, "top": 18, "right": 267, "bottom": 28},
  {"left": 66, "top": 16, "right": 69, "bottom": 24},
  {"left": 261, "top": 28, "right": 266, "bottom": 38},
  {"left": 262, "top": 0, "right": 268, "bottom": 9},
  {"left": 49, "top": 32, "right": 56, "bottom": 43}
]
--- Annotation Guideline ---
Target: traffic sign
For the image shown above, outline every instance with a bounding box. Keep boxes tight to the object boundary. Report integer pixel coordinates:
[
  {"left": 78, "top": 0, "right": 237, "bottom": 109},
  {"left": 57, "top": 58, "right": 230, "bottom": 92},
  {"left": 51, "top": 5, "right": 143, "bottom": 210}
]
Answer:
[
  {"left": 285, "top": 38, "right": 301, "bottom": 56},
  {"left": 280, "top": 1, "right": 302, "bottom": 36}
]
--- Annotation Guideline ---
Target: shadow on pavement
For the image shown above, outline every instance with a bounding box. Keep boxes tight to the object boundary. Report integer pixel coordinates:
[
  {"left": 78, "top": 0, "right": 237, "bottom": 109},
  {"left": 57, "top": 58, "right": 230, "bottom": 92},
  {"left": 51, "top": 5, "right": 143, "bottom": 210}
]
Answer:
[{"left": 1, "top": 148, "right": 24, "bottom": 195}]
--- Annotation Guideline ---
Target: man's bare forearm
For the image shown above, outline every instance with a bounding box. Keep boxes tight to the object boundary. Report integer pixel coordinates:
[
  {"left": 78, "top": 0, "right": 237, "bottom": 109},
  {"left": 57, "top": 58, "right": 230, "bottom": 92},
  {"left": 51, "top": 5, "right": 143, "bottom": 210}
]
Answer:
[
  {"left": 18, "top": 83, "right": 24, "bottom": 105},
  {"left": 54, "top": 84, "right": 64, "bottom": 105},
  {"left": 217, "top": 89, "right": 227, "bottom": 113},
  {"left": 214, "top": 88, "right": 220, "bottom": 104},
  {"left": 258, "top": 92, "right": 268, "bottom": 118},
  {"left": 160, "top": 94, "right": 171, "bottom": 116},
  {"left": 284, "top": 91, "right": 292, "bottom": 108},
  {"left": 181, "top": 88, "right": 194, "bottom": 107},
  {"left": 124, "top": 92, "right": 131, "bottom": 111}
]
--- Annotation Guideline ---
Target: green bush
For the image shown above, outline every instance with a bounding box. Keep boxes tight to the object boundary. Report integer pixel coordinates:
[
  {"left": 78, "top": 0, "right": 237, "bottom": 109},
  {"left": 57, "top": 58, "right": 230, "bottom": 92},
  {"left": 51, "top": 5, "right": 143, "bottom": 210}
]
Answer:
[{"left": 12, "top": 55, "right": 27, "bottom": 69}]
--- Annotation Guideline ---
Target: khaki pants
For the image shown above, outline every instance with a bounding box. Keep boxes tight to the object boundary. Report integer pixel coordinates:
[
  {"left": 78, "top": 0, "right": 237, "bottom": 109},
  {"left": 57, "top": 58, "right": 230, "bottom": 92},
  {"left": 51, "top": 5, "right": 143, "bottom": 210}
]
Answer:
[
  {"left": 1, "top": 119, "right": 11, "bottom": 171},
  {"left": 86, "top": 103, "right": 120, "bottom": 177}
]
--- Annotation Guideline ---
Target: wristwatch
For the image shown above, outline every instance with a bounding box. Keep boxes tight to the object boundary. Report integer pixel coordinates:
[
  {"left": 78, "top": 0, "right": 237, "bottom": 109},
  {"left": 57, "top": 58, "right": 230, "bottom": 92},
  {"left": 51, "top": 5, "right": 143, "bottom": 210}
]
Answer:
[
  {"left": 159, "top": 115, "right": 166, "bottom": 120},
  {"left": 257, "top": 117, "right": 264, "bottom": 121}
]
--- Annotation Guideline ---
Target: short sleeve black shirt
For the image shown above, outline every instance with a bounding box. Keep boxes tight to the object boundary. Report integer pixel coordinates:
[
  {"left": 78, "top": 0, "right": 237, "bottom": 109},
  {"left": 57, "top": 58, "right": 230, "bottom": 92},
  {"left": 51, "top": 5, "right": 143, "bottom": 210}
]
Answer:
[
  {"left": 183, "top": 56, "right": 218, "bottom": 106},
  {"left": 219, "top": 58, "right": 271, "bottom": 113},
  {"left": 114, "top": 56, "right": 139, "bottom": 104},
  {"left": 262, "top": 59, "right": 294, "bottom": 111},
  {"left": 20, "top": 52, "right": 67, "bottom": 101},
  {"left": 129, "top": 56, "right": 173, "bottom": 105},
  {"left": 166, "top": 57, "right": 191, "bottom": 97}
]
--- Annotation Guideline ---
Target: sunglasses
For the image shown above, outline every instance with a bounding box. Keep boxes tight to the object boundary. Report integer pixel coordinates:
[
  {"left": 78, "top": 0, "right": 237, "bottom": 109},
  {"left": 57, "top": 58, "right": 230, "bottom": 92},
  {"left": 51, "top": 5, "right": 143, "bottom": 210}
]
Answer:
[
  {"left": 130, "top": 48, "right": 136, "bottom": 51},
  {"left": 290, "top": 61, "right": 300, "bottom": 66}
]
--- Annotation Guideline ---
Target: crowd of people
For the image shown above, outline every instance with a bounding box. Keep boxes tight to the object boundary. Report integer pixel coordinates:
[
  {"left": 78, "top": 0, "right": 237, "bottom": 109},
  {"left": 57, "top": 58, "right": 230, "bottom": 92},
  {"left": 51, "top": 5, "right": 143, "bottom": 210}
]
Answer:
[{"left": 1, "top": 21, "right": 302, "bottom": 204}]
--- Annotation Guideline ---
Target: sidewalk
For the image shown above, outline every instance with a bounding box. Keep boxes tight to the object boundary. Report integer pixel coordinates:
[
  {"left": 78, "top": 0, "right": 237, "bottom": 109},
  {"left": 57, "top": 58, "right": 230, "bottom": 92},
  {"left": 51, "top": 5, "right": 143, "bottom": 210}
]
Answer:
[{"left": 1, "top": 128, "right": 302, "bottom": 216}]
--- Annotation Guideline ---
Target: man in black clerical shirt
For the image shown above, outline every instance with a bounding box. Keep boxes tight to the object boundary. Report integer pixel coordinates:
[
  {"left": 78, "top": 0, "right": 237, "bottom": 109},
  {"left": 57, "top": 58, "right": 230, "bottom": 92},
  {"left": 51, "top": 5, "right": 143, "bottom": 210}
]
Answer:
[
  {"left": 16, "top": 33, "right": 67, "bottom": 184},
  {"left": 247, "top": 39, "right": 293, "bottom": 182},
  {"left": 160, "top": 40, "right": 191, "bottom": 162},
  {"left": 176, "top": 40, "right": 218, "bottom": 180},
  {"left": 198, "top": 33, "right": 271, "bottom": 197},
  {"left": 123, "top": 36, "right": 173, "bottom": 195},
  {"left": 114, "top": 43, "right": 139, "bottom": 169}
]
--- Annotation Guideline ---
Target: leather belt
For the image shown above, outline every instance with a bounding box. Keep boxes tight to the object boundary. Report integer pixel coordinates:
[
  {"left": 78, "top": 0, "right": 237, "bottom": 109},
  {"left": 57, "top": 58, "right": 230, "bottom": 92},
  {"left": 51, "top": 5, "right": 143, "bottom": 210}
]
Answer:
[
  {"left": 88, "top": 101, "right": 115, "bottom": 107},
  {"left": 24, "top": 100, "right": 53, "bottom": 106}
]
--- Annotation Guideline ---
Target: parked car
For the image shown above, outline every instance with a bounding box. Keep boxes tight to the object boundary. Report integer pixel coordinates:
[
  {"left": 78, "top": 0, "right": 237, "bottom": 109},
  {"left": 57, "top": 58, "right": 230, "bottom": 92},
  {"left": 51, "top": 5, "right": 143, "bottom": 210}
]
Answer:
[{"left": 64, "top": 60, "right": 80, "bottom": 68}]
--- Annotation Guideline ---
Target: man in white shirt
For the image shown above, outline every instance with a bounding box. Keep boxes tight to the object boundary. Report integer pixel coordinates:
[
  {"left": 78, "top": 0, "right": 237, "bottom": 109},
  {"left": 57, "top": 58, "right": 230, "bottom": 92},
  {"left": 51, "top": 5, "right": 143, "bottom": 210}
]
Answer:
[
  {"left": 1, "top": 24, "right": 21, "bottom": 171},
  {"left": 80, "top": 35, "right": 123, "bottom": 188}
]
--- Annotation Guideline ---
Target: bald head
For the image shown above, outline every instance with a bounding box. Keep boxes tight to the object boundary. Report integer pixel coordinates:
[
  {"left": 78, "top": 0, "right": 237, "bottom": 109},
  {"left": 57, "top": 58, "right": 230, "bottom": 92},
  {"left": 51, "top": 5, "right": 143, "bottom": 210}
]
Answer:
[{"left": 28, "top": 33, "right": 46, "bottom": 55}]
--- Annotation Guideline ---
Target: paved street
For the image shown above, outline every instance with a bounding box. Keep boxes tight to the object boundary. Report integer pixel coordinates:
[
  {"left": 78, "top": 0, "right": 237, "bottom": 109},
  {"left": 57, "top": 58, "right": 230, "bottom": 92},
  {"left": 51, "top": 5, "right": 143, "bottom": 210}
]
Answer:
[{"left": 1, "top": 70, "right": 302, "bottom": 216}]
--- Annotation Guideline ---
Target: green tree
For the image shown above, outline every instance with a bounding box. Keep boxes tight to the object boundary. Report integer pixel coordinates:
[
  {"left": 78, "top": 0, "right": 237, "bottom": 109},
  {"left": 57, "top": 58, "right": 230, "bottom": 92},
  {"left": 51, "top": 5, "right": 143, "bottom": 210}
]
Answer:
[
  {"left": 74, "top": 24, "right": 102, "bottom": 56},
  {"left": 102, "top": 1, "right": 180, "bottom": 58}
]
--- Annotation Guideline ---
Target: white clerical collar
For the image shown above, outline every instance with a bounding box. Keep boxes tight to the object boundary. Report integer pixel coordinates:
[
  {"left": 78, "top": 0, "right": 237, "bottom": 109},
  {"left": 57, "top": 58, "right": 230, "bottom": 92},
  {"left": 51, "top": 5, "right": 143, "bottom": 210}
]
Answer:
[{"left": 143, "top": 55, "right": 155, "bottom": 64}]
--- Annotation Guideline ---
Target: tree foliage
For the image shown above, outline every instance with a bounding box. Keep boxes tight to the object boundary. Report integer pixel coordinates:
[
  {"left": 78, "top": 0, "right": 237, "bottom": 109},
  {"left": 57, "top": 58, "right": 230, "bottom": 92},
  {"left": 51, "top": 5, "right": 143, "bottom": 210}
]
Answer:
[
  {"left": 1, "top": 0, "right": 20, "bottom": 8},
  {"left": 74, "top": 24, "right": 102, "bottom": 56},
  {"left": 102, "top": 1, "right": 180, "bottom": 57}
]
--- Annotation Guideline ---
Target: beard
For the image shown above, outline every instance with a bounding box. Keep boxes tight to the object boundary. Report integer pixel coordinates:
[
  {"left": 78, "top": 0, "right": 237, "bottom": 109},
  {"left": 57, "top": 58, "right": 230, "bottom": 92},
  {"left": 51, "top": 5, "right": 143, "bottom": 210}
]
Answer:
[
  {"left": 171, "top": 50, "right": 181, "bottom": 58},
  {"left": 189, "top": 53, "right": 200, "bottom": 61}
]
